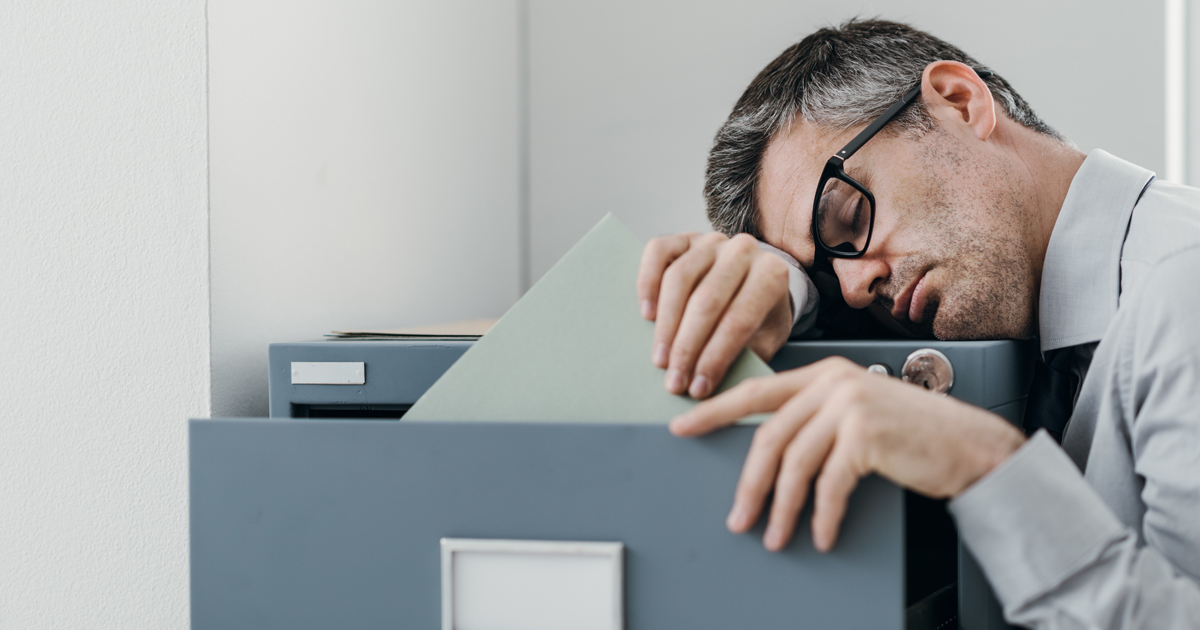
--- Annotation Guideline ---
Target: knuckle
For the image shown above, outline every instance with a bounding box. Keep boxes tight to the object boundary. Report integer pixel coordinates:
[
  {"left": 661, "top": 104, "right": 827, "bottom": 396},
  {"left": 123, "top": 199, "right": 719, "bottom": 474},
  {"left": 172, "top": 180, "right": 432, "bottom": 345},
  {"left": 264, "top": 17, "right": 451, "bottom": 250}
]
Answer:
[
  {"left": 817, "top": 356, "right": 845, "bottom": 369},
  {"left": 636, "top": 269, "right": 656, "bottom": 289},
  {"left": 699, "top": 232, "right": 727, "bottom": 247},
  {"left": 758, "top": 250, "right": 789, "bottom": 274},
  {"left": 737, "top": 376, "right": 767, "bottom": 398},
  {"left": 729, "top": 232, "right": 758, "bottom": 254},
  {"left": 721, "top": 311, "right": 758, "bottom": 338},
  {"left": 644, "top": 237, "right": 669, "bottom": 257},
  {"left": 841, "top": 407, "right": 866, "bottom": 434},
  {"left": 751, "top": 422, "right": 784, "bottom": 450},
  {"left": 838, "top": 405, "right": 874, "bottom": 445},
  {"left": 670, "top": 341, "right": 698, "bottom": 365},
  {"left": 762, "top": 257, "right": 790, "bottom": 287},
  {"left": 729, "top": 232, "right": 757, "bottom": 246},
  {"left": 822, "top": 356, "right": 860, "bottom": 377},
  {"left": 833, "top": 380, "right": 865, "bottom": 407},
  {"left": 781, "top": 439, "right": 809, "bottom": 470},
  {"left": 688, "top": 291, "right": 725, "bottom": 320},
  {"left": 661, "top": 262, "right": 687, "bottom": 287},
  {"left": 815, "top": 470, "right": 842, "bottom": 500}
]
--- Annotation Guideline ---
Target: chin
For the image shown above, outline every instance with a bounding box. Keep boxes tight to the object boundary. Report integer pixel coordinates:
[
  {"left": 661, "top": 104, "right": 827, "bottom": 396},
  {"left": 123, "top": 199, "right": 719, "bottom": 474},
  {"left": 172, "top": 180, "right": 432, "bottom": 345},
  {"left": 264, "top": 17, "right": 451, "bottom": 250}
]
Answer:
[{"left": 931, "top": 300, "right": 1034, "bottom": 341}]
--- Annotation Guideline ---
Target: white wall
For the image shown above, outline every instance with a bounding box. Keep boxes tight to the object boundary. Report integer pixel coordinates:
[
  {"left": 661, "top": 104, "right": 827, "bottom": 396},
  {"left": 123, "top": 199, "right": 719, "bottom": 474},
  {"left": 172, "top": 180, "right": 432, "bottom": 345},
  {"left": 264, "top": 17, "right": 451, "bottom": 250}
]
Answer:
[
  {"left": 0, "top": 1, "right": 209, "bottom": 628},
  {"left": 210, "top": 1, "right": 1170, "bottom": 416},
  {"left": 528, "top": 0, "right": 1166, "bottom": 280},
  {"left": 209, "top": 0, "right": 522, "bottom": 417}
]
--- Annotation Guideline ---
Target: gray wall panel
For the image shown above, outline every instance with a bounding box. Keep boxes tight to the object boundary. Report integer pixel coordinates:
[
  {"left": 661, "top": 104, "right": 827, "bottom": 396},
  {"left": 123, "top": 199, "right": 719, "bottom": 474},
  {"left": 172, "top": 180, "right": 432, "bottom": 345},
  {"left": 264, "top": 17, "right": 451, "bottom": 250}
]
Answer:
[{"left": 529, "top": 0, "right": 1165, "bottom": 281}]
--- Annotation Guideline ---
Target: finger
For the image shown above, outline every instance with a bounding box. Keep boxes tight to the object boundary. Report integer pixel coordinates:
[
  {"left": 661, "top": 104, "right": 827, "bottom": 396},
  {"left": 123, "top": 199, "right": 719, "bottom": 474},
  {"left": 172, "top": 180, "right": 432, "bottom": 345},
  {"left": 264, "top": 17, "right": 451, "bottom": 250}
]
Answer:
[
  {"left": 690, "top": 253, "right": 790, "bottom": 399},
  {"left": 724, "top": 378, "right": 839, "bottom": 534},
  {"left": 762, "top": 405, "right": 840, "bottom": 551},
  {"left": 670, "top": 375, "right": 796, "bottom": 437},
  {"left": 637, "top": 233, "right": 695, "bottom": 321},
  {"left": 747, "top": 293, "right": 794, "bottom": 361},
  {"left": 655, "top": 234, "right": 725, "bottom": 386},
  {"left": 670, "top": 356, "right": 858, "bottom": 437},
  {"left": 811, "top": 417, "right": 871, "bottom": 552},
  {"left": 669, "top": 235, "right": 759, "bottom": 398}
]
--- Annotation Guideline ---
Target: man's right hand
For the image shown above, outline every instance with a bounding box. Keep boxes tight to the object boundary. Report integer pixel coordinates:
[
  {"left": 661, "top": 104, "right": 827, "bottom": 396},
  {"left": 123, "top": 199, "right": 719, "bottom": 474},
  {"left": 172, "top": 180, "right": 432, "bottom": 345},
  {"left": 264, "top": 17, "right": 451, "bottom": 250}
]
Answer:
[{"left": 637, "top": 232, "right": 794, "bottom": 399}]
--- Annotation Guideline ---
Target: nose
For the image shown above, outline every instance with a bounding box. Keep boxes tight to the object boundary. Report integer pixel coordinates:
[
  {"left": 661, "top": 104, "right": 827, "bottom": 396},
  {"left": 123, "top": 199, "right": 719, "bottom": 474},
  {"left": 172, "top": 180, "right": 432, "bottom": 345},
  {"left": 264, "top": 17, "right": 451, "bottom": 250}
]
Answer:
[{"left": 831, "top": 256, "right": 889, "bottom": 309}]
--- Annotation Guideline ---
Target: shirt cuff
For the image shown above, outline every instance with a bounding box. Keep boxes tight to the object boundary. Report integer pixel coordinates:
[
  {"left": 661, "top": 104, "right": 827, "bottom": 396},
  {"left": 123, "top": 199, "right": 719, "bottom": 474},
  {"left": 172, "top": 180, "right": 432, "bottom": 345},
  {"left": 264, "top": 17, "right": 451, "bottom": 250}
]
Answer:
[
  {"left": 948, "top": 430, "right": 1127, "bottom": 608},
  {"left": 755, "top": 240, "right": 818, "bottom": 330}
]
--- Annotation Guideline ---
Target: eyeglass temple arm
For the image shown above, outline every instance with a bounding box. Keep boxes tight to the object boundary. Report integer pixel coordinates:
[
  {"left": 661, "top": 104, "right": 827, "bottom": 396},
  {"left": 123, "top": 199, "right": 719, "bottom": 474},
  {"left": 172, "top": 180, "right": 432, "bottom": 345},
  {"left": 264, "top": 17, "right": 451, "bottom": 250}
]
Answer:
[
  {"left": 830, "top": 69, "right": 994, "bottom": 164},
  {"left": 832, "top": 83, "right": 923, "bottom": 163}
]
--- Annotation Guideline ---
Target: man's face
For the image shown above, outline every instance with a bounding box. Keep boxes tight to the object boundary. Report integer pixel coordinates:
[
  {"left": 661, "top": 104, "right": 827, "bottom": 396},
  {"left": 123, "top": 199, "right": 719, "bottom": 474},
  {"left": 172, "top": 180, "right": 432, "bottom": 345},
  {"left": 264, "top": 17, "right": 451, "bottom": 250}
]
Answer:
[{"left": 757, "top": 118, "right": 1036, "bottom": 340}]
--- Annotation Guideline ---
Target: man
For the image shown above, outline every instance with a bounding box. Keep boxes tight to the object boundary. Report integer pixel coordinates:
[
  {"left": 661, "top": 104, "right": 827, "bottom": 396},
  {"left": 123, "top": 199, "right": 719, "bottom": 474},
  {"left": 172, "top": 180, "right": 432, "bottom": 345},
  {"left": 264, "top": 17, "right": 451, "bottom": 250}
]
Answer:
[{"left": 637, "top": 19, "right": 1200, "bottom": 628}]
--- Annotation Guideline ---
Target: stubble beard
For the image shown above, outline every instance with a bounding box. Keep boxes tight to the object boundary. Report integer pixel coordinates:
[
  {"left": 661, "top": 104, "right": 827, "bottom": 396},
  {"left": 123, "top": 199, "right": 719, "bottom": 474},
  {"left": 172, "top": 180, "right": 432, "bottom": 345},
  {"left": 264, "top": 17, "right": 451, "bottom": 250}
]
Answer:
[
  {"left": 902, "top": 137, "right": 1037, "bottom": 341},
  {"left": 927, "top": 222, "right": 1035, "bottom": 340}
]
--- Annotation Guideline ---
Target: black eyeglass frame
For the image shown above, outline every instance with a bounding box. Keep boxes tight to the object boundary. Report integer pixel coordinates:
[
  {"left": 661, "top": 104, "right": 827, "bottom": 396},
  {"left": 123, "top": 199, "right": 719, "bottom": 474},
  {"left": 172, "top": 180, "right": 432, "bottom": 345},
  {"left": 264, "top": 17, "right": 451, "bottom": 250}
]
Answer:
[
  {"left": 810, "top": 82, "right": 920, "bottom": 266},
  {"left": 810, "top": 70, "right": 993, "bottom": 267}
]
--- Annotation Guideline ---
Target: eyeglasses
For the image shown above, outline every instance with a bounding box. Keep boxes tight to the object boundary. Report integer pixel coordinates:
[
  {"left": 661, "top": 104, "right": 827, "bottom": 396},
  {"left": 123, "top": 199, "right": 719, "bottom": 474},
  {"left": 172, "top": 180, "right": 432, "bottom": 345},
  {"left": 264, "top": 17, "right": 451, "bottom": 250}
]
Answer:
[{"left": 811, "top": 71, "right": 992, "bottom": 267}]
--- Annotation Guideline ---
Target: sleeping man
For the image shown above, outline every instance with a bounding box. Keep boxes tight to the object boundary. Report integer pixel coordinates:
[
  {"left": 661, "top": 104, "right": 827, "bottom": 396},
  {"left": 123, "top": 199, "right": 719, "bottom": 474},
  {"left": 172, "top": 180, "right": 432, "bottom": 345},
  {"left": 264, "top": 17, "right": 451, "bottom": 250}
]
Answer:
[{"left": 637, "top": 19, "right": 1200, "bottom": 629}]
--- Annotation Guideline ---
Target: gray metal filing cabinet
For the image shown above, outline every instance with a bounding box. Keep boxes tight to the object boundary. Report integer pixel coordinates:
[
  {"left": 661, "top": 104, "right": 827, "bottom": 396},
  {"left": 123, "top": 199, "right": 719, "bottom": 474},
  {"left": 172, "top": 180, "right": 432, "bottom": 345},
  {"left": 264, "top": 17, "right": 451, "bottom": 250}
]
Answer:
[{"left": 190, "top": 339, "right": 1034, "bottom": 629}]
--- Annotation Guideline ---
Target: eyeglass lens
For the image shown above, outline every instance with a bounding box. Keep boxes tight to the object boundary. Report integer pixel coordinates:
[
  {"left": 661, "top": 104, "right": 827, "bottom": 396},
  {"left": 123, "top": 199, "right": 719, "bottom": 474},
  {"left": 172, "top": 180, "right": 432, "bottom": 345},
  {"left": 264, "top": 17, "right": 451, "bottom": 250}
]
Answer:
[{"left": 816, "top": 176, "right": 871, "bottom": 253}]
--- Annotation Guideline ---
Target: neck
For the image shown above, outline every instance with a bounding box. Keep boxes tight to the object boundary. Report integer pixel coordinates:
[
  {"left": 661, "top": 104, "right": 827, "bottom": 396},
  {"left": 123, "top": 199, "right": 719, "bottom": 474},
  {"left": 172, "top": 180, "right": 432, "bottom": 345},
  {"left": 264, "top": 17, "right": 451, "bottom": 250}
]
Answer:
[{"left": 1000, "top": 123, "right": 1087, "bottom": 292}]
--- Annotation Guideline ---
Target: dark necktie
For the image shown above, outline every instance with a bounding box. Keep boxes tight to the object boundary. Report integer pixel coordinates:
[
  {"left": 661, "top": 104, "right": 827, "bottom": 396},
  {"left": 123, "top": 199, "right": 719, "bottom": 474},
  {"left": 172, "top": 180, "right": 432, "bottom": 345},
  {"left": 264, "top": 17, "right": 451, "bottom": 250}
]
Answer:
[{"left": 1022, "top": 346, "right": 1079, "bottom": 443}]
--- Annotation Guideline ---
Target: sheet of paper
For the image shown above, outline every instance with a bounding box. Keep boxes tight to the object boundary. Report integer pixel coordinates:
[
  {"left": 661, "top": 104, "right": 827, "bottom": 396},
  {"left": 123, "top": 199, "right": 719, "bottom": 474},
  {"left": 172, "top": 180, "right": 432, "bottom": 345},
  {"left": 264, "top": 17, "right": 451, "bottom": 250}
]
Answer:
[
  {"left": 329, "top": 318, "right": 496, "bottom": 338},
  {"left": 404, "top": 214, "right": 774, "bottom": 423}
]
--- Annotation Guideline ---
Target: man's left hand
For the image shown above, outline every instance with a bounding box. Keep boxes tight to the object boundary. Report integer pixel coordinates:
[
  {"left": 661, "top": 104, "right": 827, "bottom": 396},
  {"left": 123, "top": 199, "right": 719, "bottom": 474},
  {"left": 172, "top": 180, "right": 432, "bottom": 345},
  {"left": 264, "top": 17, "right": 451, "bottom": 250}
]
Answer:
[{"left": 669, "top": 357, "right": 1026, "bottom": 552}]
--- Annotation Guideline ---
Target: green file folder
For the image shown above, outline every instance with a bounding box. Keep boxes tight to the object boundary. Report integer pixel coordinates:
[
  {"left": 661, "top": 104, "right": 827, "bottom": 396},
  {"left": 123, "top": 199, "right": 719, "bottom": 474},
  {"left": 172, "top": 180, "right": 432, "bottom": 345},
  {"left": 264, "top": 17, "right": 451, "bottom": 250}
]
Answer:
[{"left": 405, "top": 214, "right": 774, "bottom": 423}]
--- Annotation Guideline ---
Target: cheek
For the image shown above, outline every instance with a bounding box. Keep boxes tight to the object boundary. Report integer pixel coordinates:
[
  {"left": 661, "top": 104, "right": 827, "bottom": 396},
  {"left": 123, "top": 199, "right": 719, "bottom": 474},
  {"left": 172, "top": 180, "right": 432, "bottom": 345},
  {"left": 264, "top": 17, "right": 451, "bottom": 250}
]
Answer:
[{"left": 873, "top": 176, "right": 955, "bottom": 252}]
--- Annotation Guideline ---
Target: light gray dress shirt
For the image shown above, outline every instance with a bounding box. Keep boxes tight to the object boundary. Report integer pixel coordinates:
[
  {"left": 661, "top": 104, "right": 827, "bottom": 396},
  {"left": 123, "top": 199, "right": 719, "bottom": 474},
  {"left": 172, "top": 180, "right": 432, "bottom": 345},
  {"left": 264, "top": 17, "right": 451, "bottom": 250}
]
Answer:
[{"left": 947, "top": 150, "right": 1200, "bottom": 629}]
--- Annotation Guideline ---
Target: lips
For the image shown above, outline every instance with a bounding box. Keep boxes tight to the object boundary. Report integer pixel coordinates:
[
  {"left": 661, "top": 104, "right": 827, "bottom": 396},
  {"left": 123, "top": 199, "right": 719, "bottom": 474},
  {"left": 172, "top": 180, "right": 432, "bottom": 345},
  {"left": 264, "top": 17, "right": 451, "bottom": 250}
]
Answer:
[
  {"left": 891, "top": 271, "right": 929, "bottom": 324},
  {"left": 909, "top": 273, "right": 929, "bottom": 324}
]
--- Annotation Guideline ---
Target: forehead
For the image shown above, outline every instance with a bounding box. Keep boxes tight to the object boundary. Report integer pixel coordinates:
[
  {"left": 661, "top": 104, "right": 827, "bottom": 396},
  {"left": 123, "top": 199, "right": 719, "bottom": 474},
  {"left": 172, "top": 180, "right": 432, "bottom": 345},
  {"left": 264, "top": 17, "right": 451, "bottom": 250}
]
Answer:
[{"left": 756, "top": 119, "right": 857, "bottom": 265}]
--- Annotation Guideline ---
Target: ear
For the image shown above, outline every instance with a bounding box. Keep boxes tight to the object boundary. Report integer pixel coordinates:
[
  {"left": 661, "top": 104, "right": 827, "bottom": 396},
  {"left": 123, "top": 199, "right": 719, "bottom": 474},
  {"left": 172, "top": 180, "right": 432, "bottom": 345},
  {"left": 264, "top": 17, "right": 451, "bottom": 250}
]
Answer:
[{"left": 922, "top": 61, "right": 996, "bottom": 142}]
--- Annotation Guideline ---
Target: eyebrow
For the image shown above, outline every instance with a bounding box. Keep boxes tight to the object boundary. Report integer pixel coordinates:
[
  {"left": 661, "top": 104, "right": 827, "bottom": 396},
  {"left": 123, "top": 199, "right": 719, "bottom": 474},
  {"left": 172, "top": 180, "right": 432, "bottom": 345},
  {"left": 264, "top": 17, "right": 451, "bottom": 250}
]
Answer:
[
  {"left": 845, "top": 164, "right": 872, "bottom": 188},
  {"left": 785, "top": 199, "right": 814, "bottom": 267}
]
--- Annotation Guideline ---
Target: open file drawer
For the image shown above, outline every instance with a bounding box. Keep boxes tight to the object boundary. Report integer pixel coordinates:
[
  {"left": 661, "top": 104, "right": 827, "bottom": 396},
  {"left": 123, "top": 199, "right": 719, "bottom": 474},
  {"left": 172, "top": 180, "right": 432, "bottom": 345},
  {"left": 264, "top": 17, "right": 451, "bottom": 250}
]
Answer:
[{"left": 193, "top": 419, "right": 953, "bottom": 628}]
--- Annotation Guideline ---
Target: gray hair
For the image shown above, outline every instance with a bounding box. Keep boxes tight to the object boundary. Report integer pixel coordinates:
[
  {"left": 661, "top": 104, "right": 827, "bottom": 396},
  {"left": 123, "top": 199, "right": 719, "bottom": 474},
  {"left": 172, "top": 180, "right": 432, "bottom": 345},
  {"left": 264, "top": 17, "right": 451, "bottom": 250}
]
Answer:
[{"left": 705, "top": 19, "right": 1062, "bottom": 239}]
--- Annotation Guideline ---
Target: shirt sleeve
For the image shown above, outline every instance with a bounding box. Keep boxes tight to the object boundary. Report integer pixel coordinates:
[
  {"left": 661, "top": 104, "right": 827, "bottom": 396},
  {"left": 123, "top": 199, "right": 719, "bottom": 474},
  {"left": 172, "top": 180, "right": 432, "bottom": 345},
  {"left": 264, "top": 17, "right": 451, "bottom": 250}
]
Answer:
[
  {"left": 755, "top": 240, "right": 818, "bottom": 336},
  {"left": 950, "top": 433, "right": 1200, "bottom": 628}
]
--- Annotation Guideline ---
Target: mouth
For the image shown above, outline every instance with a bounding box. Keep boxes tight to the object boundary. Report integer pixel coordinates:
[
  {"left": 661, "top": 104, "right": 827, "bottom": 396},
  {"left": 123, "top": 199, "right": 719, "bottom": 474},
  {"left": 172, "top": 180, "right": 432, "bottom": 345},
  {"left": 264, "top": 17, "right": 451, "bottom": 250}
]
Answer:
[{"left": 891, "top": 271, "right": 931, "bottom": 324}]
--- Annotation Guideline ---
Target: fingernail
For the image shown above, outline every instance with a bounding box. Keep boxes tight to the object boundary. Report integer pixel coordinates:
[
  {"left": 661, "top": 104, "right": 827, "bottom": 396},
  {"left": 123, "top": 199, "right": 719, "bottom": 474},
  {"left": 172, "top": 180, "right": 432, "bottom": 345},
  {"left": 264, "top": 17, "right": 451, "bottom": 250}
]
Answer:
[
  {"left": 727, "top": 504, "right": 749, "bottom": 531},
  {"left": 665, "top": 369, "right": 686, "bottom": 393},
  {"left": 641, "top": 300, "right": 654, "bottom": 319},
  {"left": 689, "top": 375, "right": 711, "bottom": 399},
  {"left": 653, "top": 343, "right": 668, "bottom": 366},
  {"left": 814, "top": 530, "right": 831, "bottom": 553}
]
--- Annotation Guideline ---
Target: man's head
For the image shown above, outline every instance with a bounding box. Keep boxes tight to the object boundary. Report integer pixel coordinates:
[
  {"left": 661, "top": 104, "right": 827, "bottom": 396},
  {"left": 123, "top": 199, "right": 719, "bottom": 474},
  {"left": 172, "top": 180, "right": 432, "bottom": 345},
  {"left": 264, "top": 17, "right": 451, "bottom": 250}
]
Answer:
[{"left": 706, "top": 19, "right": 1071, "bottom": 340}]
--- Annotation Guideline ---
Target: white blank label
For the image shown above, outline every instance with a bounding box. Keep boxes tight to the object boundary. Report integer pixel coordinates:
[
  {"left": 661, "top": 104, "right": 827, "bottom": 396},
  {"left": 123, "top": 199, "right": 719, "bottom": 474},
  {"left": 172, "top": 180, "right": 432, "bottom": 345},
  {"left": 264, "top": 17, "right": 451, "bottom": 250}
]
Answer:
[
  {"left": 289, "top": 362, "right": 365, "bottom": 385},
  {"left": 441, "top": 539, "right": 623, "bottom": 630}
]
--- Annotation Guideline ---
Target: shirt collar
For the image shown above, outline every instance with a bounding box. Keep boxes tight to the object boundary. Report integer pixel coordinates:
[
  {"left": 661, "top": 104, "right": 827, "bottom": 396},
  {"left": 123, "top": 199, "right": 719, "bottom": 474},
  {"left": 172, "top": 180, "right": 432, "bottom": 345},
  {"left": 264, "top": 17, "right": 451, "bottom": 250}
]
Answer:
[{"left": 1038, "top": 149, "right": 1154, "bottom": 353}]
